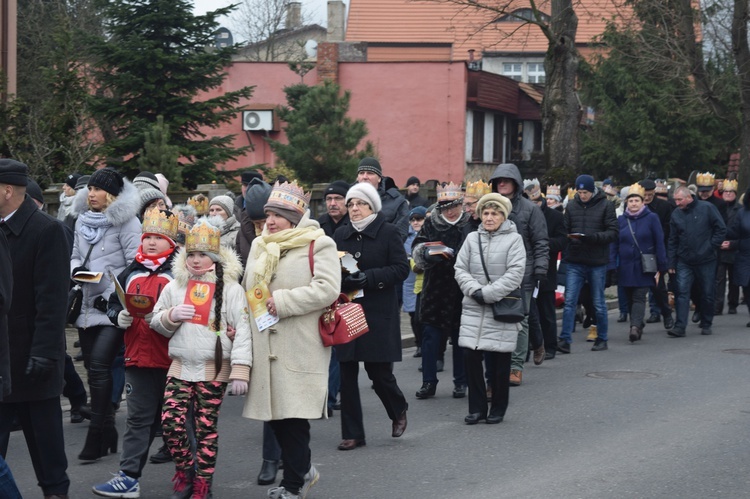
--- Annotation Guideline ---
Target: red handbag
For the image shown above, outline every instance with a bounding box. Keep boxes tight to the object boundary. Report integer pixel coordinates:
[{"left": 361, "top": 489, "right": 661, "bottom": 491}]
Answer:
[{"left": 308, "top": 242, "right": 370, "bottom": 346}]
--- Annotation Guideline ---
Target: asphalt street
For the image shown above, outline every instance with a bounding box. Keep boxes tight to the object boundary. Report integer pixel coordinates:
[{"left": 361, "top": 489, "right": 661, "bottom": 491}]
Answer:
[{"left": 7, "top": 307, "right": 750, "bottom": 499}]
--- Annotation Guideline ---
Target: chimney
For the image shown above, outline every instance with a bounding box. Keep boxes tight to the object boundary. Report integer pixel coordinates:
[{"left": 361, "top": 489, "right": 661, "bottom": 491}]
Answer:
[
  {"left": 327, "top": 1, "right": 346, "bottom": 42},
  {"left": 286, "top": 1, "right": 302, "bottom": 30},
  {"left": 317, "top": 42, "right": 339, "bottom": 83}
]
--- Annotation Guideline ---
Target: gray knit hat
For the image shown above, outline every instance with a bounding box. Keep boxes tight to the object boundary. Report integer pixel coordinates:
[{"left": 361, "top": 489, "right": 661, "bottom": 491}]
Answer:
[
  {"left": 357, "top": 157, "right": 382, "bottom": 177},
  {"left": 209, "top": 195, "right": 235, "bottom": 218},
  {"left": 133, "top": 171, "right": 161, "bottom": 191}
]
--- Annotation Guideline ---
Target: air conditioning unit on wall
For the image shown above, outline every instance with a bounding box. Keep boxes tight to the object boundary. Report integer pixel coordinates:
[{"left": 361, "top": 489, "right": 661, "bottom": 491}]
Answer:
[{"left": 242, "top": 110, "right": 275, "bottom": 131}]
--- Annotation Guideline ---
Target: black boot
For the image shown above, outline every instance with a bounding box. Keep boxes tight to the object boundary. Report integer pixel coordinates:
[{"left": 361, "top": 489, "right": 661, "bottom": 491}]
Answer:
[
  {"left": 257, "top": 459, "right": 280, "bottom": 485},
  {"left": 78, "top": 425, "right": 105, "bottom": 461}
]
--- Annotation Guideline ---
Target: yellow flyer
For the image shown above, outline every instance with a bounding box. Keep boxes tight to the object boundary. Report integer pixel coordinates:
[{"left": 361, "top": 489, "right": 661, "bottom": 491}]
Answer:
[{"left": 246, "top": 281, "right": 279, "bottom": 331}]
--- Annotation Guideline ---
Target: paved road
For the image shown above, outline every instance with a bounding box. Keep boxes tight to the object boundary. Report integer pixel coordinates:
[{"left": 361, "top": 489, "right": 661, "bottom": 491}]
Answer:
[{"left": 8, "top": 308, "right": 750, "bottom": 498}]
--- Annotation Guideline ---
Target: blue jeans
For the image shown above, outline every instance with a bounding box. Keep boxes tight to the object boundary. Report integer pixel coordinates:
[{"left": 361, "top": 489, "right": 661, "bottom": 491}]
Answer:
[
  {"left": 674, "top": 260, "right": 716, "bottom": 330},
  {"left": 0, "top": 454, "right": 21, "bottom": 499},
  {"left": 560, "top": 263, "right": 608, "bottom": 343},
  {"left": 421, "top": 324, "right": 465, "bottom": 386}
]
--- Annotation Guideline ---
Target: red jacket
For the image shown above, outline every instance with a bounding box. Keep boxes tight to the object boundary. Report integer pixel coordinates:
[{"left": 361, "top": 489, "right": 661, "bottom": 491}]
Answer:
[{"left": 108, "top": 255, "right": 175, "bottom": 369}]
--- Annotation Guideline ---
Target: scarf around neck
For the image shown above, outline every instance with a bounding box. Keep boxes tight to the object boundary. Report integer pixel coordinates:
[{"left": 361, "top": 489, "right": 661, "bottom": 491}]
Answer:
[
  {"left": 78, "top": 210, "right": 114, "bottom": 245},
  {"left": 625, "top": 205, "right": 647, "bottom": 218},
  {"left": 252, "top": 225, "right": 323, "bottom": 286},
  {"left": 135, "top": 246, "right": 175, "bottom": 271},
  {"left": 350, "top": 213, "right": 377, "bottom": 232}
]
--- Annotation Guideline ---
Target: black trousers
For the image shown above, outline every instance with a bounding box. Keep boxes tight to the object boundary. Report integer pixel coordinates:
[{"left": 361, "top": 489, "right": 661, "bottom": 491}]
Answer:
[
  {"left": 79, "top": 325, "right": 123, "bottom": 426},
  {"left": 527, "top": 297, "right": 544, "bottom": 350},
  {"left": 0, "top": 398, "right": 70, "bottom": 496},
  {"left": 537, "top": 289, "right": 558, "bottom": 353},
  {"left": 339, "top": 361, "right": 407, "bottom": 440},
  {"left": 651, "top": 272, "right": 672, "bottom": 317},
  {"left": 268, "top": 418, "right": 310, "bottom": 496},
  {"left": 465, "top": 349, "right": 511, "bottom": 418}
]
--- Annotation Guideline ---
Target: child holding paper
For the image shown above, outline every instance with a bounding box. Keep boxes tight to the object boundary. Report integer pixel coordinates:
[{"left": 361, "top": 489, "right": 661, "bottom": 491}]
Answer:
[
  {"left": 150, "top": 219, "right": 252, "bottom": 499},
  {"left": 92, "top": 207, "right": 179, "bottom": 498}
]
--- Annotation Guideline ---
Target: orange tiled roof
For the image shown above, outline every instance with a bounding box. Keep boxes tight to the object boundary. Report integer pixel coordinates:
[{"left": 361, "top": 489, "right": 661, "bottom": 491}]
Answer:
[{"left": 346, "top": 0, "right": 635, "bottom": 60}]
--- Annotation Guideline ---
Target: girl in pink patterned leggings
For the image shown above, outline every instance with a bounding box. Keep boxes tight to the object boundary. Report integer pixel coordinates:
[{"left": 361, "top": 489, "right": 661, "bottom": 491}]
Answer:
[{"left": 151, "top": 220, "right": 252, "bottom": 499}]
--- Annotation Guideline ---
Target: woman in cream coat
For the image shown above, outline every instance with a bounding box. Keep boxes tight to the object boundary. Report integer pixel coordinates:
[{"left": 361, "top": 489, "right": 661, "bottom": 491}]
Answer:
[
  {"left": 454, "top": 193, "right": 526, "bottom": 425},
  {"left": 241, "top": 181, "right": 340, "bottom": 499}
]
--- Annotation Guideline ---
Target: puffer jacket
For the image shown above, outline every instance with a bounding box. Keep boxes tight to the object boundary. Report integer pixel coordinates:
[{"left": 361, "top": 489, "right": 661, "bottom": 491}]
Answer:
[
  {"left": 454, "top": 221, "right": 526, "bottom": 353},
  {"left": 71, "top": 181, "right": 142, "bottom": 329},
  {"left": 564, "top": 188, "right": 619, "bottom": 266},
  {"left": 413, "top": 209, "right": 471, "bottom": 332},
  {"left": 489, "top": 163, "right": 549, "bottom": 290},
  {"left": 379, "top": 181, "right": 409, "bottom": 242},
  {"left": 668, "top": 197, "right": 726, "bottom": 267},
  {"left": 151, "top": 245, "right": 252, "bottom": 383},
  {"left": 107, "top": 252, "right": 176, "bottom": 369}
]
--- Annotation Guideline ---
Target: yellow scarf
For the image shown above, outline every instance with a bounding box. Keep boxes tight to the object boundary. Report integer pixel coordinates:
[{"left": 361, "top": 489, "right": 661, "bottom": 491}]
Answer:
[{"left": 252, "top": 225, "right": 323, "bottom": 286}]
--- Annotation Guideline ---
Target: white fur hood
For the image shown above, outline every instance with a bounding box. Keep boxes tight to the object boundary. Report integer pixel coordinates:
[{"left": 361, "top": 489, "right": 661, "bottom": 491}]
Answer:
[
  {"left": 172, "top": 244, "right": 243, "bottom": 287},
  {"left": 72, "top": 179, "right": 140, "bottom": 225}
]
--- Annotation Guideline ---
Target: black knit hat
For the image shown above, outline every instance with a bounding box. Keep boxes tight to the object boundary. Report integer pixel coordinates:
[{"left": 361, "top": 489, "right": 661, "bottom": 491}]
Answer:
[
  {"left": 88, "top": 168, "right": 124, "bottom": 196},
  {"left": 324, "top": 180, "right": 350, "bottom": 198},
  {"left": 132, "top": 171, "right": 160, "bottom": 191},
  {"left": 65, "top": 173, "right": 82, "bottom": 189},
  {"left": 0, "top": 159, "right": 29, "bottom": 186},
  {"left": 27, "top": 179, "right": 44, "bottom": 205},
  {"left": 639, "top": 179, "right": 656, "bottom": 191},
  {"left": 357, "top": 157, "right": 382, "bottom": 177},
  {"left": 244, "top": 178, "right": 273, "bottom": 221},
  {"left": 241, "top": 171, "right": 262, "bottom": 185},
  {"left": 406, "top": 176, "right": 420, "bottom": 187}
]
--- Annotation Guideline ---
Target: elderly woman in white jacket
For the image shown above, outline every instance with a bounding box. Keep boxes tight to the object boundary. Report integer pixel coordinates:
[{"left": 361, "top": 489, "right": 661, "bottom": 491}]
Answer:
[{"left": 454, "top": 193, "right": 526, "bottom": 425}]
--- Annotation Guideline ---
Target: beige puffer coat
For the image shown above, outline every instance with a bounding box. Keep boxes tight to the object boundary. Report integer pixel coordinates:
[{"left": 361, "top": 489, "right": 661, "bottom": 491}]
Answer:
[{"left": 454, "top": 220, "right": 526, "bottom": 353}]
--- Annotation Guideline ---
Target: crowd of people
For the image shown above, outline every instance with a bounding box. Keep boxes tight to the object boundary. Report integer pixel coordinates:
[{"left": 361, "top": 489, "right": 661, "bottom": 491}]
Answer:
[{"left": 0, "top": 156, "right": 744, "bottom": 499}]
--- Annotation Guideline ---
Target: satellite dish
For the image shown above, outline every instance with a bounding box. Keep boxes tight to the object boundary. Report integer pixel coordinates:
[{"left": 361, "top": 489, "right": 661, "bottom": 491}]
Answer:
[{"left": 304, "top": 39, "right": 318, "bottom": 58}]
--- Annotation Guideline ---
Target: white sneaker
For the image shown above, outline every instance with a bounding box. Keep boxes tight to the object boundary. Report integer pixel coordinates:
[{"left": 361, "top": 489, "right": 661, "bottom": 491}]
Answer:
[
  {"left": 268, "top": 486, "right": 299, "bottom": 499},
  {"left": 300, "top": 464, "right": 319, "bottom": 498}
]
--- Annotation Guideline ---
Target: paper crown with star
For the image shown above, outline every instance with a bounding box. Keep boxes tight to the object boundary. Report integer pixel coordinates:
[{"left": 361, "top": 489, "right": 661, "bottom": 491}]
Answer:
[
  {"left": 185, "top": 220, "right": 221, "bottom": 254},
  {"left": 142, "top": 208, "right": 179, "bottom": 240}
]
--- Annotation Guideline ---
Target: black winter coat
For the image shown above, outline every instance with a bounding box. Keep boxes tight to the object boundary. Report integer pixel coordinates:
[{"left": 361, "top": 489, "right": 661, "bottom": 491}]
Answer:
[
  {"left": 318, "top": 212, "right": 349, "bottom": 238},
  {"left": 334, "top": 214, "right": 409, "bottom": 363},
  {"left": 379, "top": 184, "right": 410, "bottom": 242},
  {"left": 564, "top": 189, "right": 618, "bottom": 266},
  {"left": 540, "top": 202, "right": 567, "bottom": 292},
  {"left": 719, "top": 200, "right": 741, "bottom": 264},
  {"left": 668, "top": 197, "right": 726, "bottom": 267},
  {"left": 412, "top": 210, "right": 471, "bottom": 332},
  {"left": 0, "top": 231, "right": 12, "bottom": 401},
  {"left": 1, "top": 196, "right": 70, "bottom": 402},
  {"left": 646, "top": 197, "right": 674, "bottom": 242}
]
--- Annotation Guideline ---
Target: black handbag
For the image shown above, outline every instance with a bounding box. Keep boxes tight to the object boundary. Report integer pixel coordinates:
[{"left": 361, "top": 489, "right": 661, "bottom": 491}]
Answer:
[
  {"left": 626, "top": 219, "right": 658, "bottom": 274},
  {"left": 477, "top": 237, "right": 525, "bottom": 323},
  {"left": 67, "top": 244, "right": 94, "bottom": 324}
]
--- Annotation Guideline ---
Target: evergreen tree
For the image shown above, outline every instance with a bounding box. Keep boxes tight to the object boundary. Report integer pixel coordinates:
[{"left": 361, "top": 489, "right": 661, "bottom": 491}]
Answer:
[
  {"left": 137, "top": 115, "right": 182, "bottom": 187},
  {"left": 86, "top": 0, "right": 254, "bottom": 186},
  {"left": 267, "top": 81, "right": 375, "bottom": 185}
]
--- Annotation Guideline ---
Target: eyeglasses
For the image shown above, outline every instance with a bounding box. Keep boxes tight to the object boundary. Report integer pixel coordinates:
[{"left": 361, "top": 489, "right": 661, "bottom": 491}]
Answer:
[
  {"left": 346, "top": 201, "right": 371, "bottom": 209},
  {"left": 463, "top": 201, "right": 478, "bottom": 208}
]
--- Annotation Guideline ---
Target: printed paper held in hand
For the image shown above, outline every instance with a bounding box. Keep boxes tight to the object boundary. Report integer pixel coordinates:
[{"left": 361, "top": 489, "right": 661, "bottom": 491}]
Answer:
[
  {"left": 109, "top": 271, "right": 156, "bottom": 318},
  {"left": 73, "top": 270, "right": 103, "bottom": 283},
  {"left": 340, "top": 252, "right": 364, "bottom": 299},
  {"left": 246, "top": 281, "right": 279, "bottom": 331},
  {"left": 183, "top": 280, "right": 215, "bottom": 326}
]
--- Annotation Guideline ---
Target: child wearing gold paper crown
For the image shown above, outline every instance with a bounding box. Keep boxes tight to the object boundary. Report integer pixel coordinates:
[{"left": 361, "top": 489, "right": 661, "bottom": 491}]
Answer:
[{"left": 150, "top": 219, "right": 252, "bottom": 499}]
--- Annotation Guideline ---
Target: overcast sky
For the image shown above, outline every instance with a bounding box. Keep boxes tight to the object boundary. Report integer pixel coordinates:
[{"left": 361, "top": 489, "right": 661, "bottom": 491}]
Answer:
[{"left": 192, "top": 0, "right": 342, "bottom": 29}]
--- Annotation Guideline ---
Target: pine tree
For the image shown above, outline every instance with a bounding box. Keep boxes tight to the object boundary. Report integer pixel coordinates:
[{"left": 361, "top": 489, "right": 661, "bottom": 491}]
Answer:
[
  {"left": 267, "top": 81, "right": 375, "bottom": 185},
  {"left": 137, "top": 115, "right": 183, "bottom": 187},
  {"left": 86, "top": 0, "right": 254, "bottom": 186}
]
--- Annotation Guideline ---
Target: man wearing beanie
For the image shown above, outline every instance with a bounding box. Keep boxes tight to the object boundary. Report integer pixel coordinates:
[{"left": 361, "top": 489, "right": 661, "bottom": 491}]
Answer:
[
  {"left": 236, "top": 178, "right": 272, "bottom": 267},
  {"left": 558, "top": 174, "right": 618, "bottom": 353},
  {"left": 357, "top": 157, "right": 409, "bottom": 241},
  {"left": 234, "top": 171, "right": 263, "bottom": 219},
  {"left": 405, "top": 176, "right": 429, "bottom": 209},
  {"left": 318, "top": 180, "right": 351, "bottom": 238},
  {"left": 488, "top": 163, "right": 549, "bottom": 385},
  {"left": 0, "top": 159, "right": 72, "bottom": 498},
  {"left": 58, "top": 172, "right": 81, "bottom": 224}
]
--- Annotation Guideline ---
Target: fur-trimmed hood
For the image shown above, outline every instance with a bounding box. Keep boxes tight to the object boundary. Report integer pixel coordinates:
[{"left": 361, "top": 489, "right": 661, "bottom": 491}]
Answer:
[
  {"left": 172, "top": 244, "right": 243, "bottom": 287},
  {"left": 72, "top": 179, "right": 140, "bottom": 226}
]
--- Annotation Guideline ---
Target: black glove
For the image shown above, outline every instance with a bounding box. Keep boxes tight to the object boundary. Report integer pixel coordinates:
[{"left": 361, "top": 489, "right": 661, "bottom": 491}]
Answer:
[
  {"left": 72, "top": 265, "right": 89, "bottom": 275},
  {"left": 93, "top": 296, "right": 109, "bottom": 313},
  {"left": 606, "top": 269, "right": 617, "bottom": 288},
  {"left": 342, "top": 272, "right": 367, "bottom": 293},
  {"left": 471, "top": 289, "right": 486, "bottom": 305},
  {"left": 533, "top": 273, "right": 547, "bottom": 285},
  {"left": 25, "top": 356, "right": 56, "bottom": 384}
]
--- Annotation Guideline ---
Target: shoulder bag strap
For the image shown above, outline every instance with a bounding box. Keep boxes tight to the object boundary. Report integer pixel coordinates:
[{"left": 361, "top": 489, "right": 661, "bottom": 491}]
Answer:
[
  {"left": 626, "top": 218, "right": 644, "bottom": 256},
  {"left": 308, "top": 240, "right": 315, "bottom": 274},
  {"left": 82, "top": 242, "right": 95, "bottom": 267},
  {"left": 477, "top": 235, "right": 492, "bottom": 285}
]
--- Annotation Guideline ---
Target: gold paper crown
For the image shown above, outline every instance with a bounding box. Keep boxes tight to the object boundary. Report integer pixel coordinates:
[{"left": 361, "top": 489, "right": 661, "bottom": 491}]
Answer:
[
  {"left": 654, "top": 179, "right": 668, "bottom": 194},
  {"left": 185, "top": 221, "right": 221, "bottom": 254},
  {"left": 567, "top": 187, "right": 576, "bottom": 200},
  {"left": 465, "top": 180, "right": 491, "bottom": 199},
  {"left": 142, "top": 208, "right": 179, "bottom": 240},
  {"left": 627, "top": 183, "right": 646, "bottom": 198},
  {"left": 266, "top": 181, "right": 310, "bottom": 215},
  {"left": 187, "top": 194, "right": 209, "bottom": 215},
  {"left": 436, "top": 181, "right": 463, "bottom": 204},
  {"left": 723, "top": 179, "right": 738, "bottom": 192},
  {"left": 696, "top": 172, "right": 715, "bottom": 187},
  {"left": 546, "top": 184, "right": 561, "bottom": 197}
]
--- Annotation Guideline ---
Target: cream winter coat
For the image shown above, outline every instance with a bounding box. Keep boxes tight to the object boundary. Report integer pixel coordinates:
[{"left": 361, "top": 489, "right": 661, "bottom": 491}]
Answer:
[
  {"left": 454, "top": 220, "right": 526, "bottom": 353},
  {"left": 241, "top": 212, "right": 341, "bottom": 421},
  {"left": 150, "top": 245, "right": 252, "bottom": 383}
]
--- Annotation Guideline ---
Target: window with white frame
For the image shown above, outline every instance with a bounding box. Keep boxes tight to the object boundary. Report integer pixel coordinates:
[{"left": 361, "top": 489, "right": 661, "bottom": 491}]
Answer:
[
  {"left": 503, "top": 63, "right": 523, "bottom": 81},
  {"left": 527, "top": 62, "right": 546, "bottom": 83}
]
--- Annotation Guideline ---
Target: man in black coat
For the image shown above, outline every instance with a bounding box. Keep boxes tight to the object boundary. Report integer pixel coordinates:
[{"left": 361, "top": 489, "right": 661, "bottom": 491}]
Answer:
[
  {"left": 318, "top": 180, "right": 351, "bottom": 238},
  {"left": 0, "top": 159, "right": 71, "bottom": 498},
  {"left": 536, "top": 200, "right": 567, "bottom": 359},
  {"left": 357, "top": 157, "right": 409, "bottom": 242}
]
